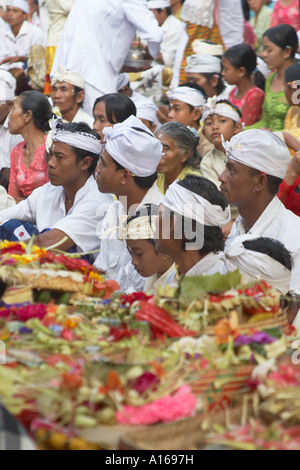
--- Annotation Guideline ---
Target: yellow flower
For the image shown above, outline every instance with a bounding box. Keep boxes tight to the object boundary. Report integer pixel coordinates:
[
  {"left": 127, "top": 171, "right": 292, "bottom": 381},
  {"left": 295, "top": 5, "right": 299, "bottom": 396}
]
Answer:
[
  {"left": 88, "top": 271, "right": 103, "bottom": 283},
  {"left": 11, "top": 254, "right": 37, "bottom": 264}
]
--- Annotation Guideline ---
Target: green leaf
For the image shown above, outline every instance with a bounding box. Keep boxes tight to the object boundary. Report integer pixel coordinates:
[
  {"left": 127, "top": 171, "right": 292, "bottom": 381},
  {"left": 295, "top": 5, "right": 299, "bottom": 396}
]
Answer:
[{"left": 180, "top": 270, "right": 242, "bottom": 300}]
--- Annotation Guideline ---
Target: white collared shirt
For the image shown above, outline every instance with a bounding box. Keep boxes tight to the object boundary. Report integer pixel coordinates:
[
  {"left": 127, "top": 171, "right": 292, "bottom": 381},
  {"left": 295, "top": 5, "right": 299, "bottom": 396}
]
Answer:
[
  {"left": 0, "top": 176, "right": 114, "bottom": 257},
  {"left": 0, "top": 20, "right": 44, "bottom": 70},
  {"left": 94, "top": 182, "right": 164, "bottom": 293},
  {"left": 0, "top": 116, "right": 23, "bottom": 169},
  {"left": 226, "top": 196, "right": 300, "bottom": 295}
]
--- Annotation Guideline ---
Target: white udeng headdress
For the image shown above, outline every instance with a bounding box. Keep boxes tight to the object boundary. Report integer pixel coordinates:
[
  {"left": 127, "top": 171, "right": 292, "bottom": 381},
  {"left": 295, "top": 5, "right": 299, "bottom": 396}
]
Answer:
[
  {"left": 6, "top": 0, "right": 29, "bottom": 13},
  {"left": 167, "top": 86, "right": 206, "bottom": 108},
  {"left": 202, "top": 97, "right": 241, "bottom": 123},
  {"left": 221, "top": 129, "right": 291, "bottom": 180},
  {"left": 147, "top": 0, "right": 170, "bottom": 9},
  {"left": 224, "top": 234, "right": 291, "bottom": 295},
  {"left": 50, "top": 118, "right": 102, "bottom": 155},
  {"left": 185, "top": 54, "right": 221, "bottom": 74},
  {"left": 52, "top": 65, "right": 85, "bottom": 89},
  {"left": 163, "top": 180, "right": 231, "bottom": 228}
]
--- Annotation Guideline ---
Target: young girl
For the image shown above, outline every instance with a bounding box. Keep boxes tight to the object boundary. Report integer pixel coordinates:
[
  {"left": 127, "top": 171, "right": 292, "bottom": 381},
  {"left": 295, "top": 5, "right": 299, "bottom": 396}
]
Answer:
[
  {"left": 222, "top": 44, "right": 265, "bottom": 126},
  {"left": 271, "top": 0, "right": 300, "bottom": 32},
  {"left": 93, "top": 93, "right": 136, "bottom": 143},
  {"left": 248, "top": 24, "right": 298, "bottom": 131},
  {"left": 124, "top": 204, "right": 174, "bottom": 294}
]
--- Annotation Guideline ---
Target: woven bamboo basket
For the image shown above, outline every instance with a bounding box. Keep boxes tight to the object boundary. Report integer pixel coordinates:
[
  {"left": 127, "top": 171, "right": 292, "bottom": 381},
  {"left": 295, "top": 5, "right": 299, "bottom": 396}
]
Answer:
[{"left": 119, "top": 406, "right": 254, "bottom": 450}]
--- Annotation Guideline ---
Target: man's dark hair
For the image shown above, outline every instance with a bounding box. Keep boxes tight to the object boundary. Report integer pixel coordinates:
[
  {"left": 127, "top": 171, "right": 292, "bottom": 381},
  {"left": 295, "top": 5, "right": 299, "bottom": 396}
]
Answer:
[
  {"left": 175, "top": 175, "right": 228, "bottom": 254},
  {"left": 243, "top": 237, "right": 293, "bottom": 271},
  {"left": 74, "top": 86, "right": 84, "bottom": 108},
  {"left": 114, "top": 159, "right": 157, "bottom": 189},
  {"left": 58, "top": 121, "right": 101, "bottom": 175},
  {"left": 248, "top": 167, "right": 283, "bottom": 196}
]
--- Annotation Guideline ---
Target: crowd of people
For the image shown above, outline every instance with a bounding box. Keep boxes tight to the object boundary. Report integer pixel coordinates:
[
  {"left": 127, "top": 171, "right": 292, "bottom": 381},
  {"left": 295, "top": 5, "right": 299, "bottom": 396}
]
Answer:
[
  {"left": 0, "top": 0, "right": 299, "bottom": 302},
  {"left": 0, "top": 0, "right": 300, "bottom": 449}
]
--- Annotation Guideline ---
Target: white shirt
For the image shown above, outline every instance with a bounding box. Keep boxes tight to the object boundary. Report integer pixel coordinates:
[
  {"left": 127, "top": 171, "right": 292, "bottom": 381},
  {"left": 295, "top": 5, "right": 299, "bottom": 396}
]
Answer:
[
  {"left": 94, "top": 182, "right": 163, "bottom": 293},
  {"left": 51, "top": 0, "right": 162, "bottom": 114},
  {"left": 218, "top": 0, "right": 244, "bottom": 48},
  {"left": 0, "top": 20, "right": 44, "bottom": 70},
  {"left": 226, "top": 197, "right": 300, "bottom": 295},
  {"left": 45, "top": 0, "right": 76, "bottom": 47},
  {"left": 72, "top": 107, "right": 94, "bottom": 128},
  {"left": 0, "top": 116, "right": 23, "bottom": 169},
  {"left": 160, "top": 14, "right": 185, "bottom": 69},
  {"left": 165, "top": 251, "right": 226, "bottom": 286},
  {"left": 0, "top": 176, "right": 114, "bottom": 257}
]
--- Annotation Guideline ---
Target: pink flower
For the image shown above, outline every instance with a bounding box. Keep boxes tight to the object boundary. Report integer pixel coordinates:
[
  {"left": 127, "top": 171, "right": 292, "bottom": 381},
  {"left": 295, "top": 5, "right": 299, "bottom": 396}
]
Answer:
[{"left": 116, "top": 385, "right": 197, "bottom": 425}]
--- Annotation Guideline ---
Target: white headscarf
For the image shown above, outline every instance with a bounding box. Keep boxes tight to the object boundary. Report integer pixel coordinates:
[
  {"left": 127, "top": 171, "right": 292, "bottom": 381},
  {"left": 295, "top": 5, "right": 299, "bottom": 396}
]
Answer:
[
  {"left": 163, "top": 180, "right": 231, "bottom": 228},
  {"left": 136, "top": 100, "right": 158, "bottom": 124},
  {"left": 52, "top": 65, "right": 85, "bottom": 89},
  {"left": 202, "top": 97, "right": 241, "bottom": 123},
  {"left": 224, "top": 234, "right": 291, "bottom": 295},
  {"left": 147, "top": 0, "right": 170, "bottom": 9},
  {"left": 50, "top": 118, "right": 102, "bottom": 155},
  {"left": 192, "top": 40, "right": 224, "bottom": 57},
  {"left": 185, "top": 54, "right": 221, "bottom": 74},
  {"left": 116, "top": 73, "right": 130, "bottom": 91},
  {"left": 222, "top": 129, "right": 291, "bottom": 180},
  {"left": 167, "top": 86, "right": 206, "bottom": 108},
  {"left": 0, "top": 70, "right": 16, "bottom": 101},
  {"left": 6, "top": 0, "right": 29, "bottom": 13},
  {"left": 103, "top": 115, "right": 163, "bottom": 177}
]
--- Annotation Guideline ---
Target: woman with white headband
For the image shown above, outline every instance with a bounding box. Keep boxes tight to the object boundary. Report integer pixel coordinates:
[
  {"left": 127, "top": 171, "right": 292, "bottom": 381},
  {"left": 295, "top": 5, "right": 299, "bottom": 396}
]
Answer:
[{"left": 155, "top": 174, "right": 230, "bottom": 285}]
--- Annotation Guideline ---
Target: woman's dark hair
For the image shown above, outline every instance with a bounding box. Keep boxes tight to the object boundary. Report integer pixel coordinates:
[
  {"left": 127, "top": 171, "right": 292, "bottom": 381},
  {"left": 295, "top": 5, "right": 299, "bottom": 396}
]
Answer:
[
  {"left": 242, "top": 0, "right": 250, "bottom": 21},
  {"left": 93, "top": 93, "right": 136, "bottom": 124},
  {"left": 263, "top": 24, "right": 299, "bottom": 59},
  {"left": 254, "top": 70, "right": 266, "bottom": 91},
  {"left": 243, "top": 237, "right": 293, "bottom": 271},
  {"left": 156, "top": 121, "right": 202, "bottom": 169},
  {"left": 56, "top": 121, "right": 101, "bottom": 175},
  {"left": 223, "top": 44, "right": 257, "bottom": 77},
  {"left": 20, "top": 90, "right": 52, "bottom": 132},
  {"left": 285, "top": 62, "right": 300, "bottom": 83},
  {"left": 175, "top": 175, "right": 228, "bottom": 254}
]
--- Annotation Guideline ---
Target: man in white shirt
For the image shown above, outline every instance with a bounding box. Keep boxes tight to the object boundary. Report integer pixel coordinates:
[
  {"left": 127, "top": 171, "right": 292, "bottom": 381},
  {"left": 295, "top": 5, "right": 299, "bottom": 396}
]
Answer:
[
  {"left": 0, "top": 70, "right": 22, "bottom": 189},
  {"left": 51, "top": 0, "right": 162, "bottom": 116},
  {"left": 0, "top": 0, "right": 44, "bottom": 72},
  {"left": 0, "top": 120, "right": 113, "bottom": 257},
  {"left": 219, "top": 130, "right": 300, "bottom": 307},
  {"left": 94, "top": 115, "right": 164, "bottom": 292},
  {"left": 51, "top": 66, "right": 93, "bottom": 126}
]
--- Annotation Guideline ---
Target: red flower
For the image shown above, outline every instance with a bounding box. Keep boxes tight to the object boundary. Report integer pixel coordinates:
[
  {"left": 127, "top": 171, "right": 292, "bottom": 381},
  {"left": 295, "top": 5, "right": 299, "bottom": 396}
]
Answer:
[
  {"left": 108, "top": 325, "right": 138, "bottom": 342},
  {"left": 120, "top": 292, "right": 153, "bottom": 306},
  {"left": 1, "top": 244, "right": 26, "bottom": 255},
  {"left": 60, "top": 371, "right": 83, "bottom": 391},
  {"left": 132, "top": 372, "right": 160, "bottom": 395}
]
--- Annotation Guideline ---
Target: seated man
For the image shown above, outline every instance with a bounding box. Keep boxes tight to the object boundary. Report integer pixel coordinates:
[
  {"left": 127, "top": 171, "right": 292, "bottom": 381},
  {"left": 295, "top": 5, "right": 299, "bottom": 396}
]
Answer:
[
  {"left": 0, "top": 120, "right": 114, "bottom": 258},
  {"left": 94, "top": 114, "right": 164, "bottom": 292},
  {"left": 50, "top": 65, "right": 94, "bottom": 126},
  {"left": 0, "top": 70, "right": 23, "bottom": 191},
  {"left": 0, "top": 0, "right": 44, "bottom": 91}
]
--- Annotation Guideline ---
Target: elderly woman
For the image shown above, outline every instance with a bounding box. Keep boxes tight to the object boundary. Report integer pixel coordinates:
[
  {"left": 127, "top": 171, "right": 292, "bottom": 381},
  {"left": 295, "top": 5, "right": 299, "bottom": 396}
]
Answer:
[
  {"left": 155, "top": 121, "right": 202, "bottom": 194},
  {"left": 155, "top": 174, "right": 231, "bottom": 285},
  {"left": 8, "top": 90, "right": 52, "bottom": 201}
]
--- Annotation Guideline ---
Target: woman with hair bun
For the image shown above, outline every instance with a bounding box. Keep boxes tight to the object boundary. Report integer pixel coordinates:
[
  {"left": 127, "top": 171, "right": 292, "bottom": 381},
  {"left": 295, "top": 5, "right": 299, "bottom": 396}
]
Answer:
[
  {"left": 8, "top": 90, "right": 53, "bottom": 201},
  {"left": 155, "top": 121, "right": 201, "bottom": 194}
]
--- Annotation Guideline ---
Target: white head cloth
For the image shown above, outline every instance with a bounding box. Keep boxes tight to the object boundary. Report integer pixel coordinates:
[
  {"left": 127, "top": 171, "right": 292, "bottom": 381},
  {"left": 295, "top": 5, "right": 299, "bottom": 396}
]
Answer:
[
  {"left": 163, "top": 180, "right": 231, "bottom": 228},
  {"left": 6, "top": 0, "right": 29, "bottom": 13},
  {"left": 52, "top": 65, "right": 85, "bottom": 89},
  {"left": 202, "top": 97, "right": 241, "bottom": 122},
  {"left": 185, "top": 54, "right": 221, "bottom": 74},
  {"left": 103, "top": 115, "right": 163, "bottom": 177},
  {"left": 136, "top": 100, "right": 157, "bottom": 124},
  {"left": 167, "top": 86, "right": 206, "bottom": 108},
  {"left": 222, "top": 129, "right": 291, "bottom": 179},
  {"left": 148, "top": 0, "right": 170, "bottom": 9},
  {"left": 0, "top": 70, "right": 16, "bottom": 101},
  {"left": 120, "top": 214, "right": 158, "bottom": 240},
  {"left": 192, "top": 40, "right": 224, "bottom": 57},
  {"left": 181, "top": 0, "right": 215, "bottom": 28},
  {"left": 224, "top": 234, "right": 291, "bottom": 295},
  {"left": 116, "top": 73, "right": 130, "bottom": 91},
  {"left": 50, "top": 118, "right": 102, "bottom": 155}
]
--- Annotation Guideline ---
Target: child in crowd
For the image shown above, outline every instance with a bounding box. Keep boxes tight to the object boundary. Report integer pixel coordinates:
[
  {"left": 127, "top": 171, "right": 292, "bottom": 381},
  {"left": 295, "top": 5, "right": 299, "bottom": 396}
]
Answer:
[
  {"left": 224, "top": 235, "right": 292, "bottom": 295},
  {"left": 282, "top": 62, "right": 300, "bottom": 149},
  {"left": 201, "top": 99, "right": 243, "bottom": 191},
  {"left": 124, "top": 204, "right": 175, "bottom": 294},
  {"left": 248, "top": 0, "right": 272, "bottom": 53},
  {"left": 222, "top": 44, "right": 265, "bottom": 126},
  {"left": 277, "top": 151, "right": 300, "bottom": 217}
]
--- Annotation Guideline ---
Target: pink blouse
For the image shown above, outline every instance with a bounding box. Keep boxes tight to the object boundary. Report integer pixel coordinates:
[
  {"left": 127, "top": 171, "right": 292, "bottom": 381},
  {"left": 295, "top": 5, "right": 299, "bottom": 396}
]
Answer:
[
  {"left": 8, "top": 136, "right": 49, "bottom": 199},
  {"left": 271, "top": 0, "right": 300, "bottom": 31},
  {"left": 228, "top": 86, "right": 265, "bottom": 126}
]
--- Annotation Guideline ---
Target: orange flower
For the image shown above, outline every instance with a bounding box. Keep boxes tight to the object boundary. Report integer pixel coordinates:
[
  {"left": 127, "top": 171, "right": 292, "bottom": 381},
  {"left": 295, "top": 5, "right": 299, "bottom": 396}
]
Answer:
[
  {"left": 64, "top": 317, "right": 80, "bottom": 329},
  {"left": 214, "top": 310, "right": 240, "bottom": 345},
  {"left": 99, "top": 370, "right": 124, "bottom": 394}
]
